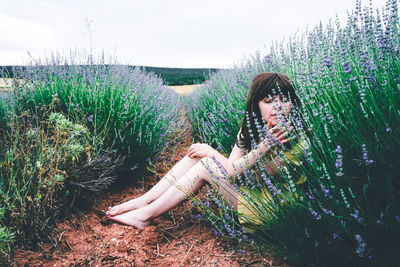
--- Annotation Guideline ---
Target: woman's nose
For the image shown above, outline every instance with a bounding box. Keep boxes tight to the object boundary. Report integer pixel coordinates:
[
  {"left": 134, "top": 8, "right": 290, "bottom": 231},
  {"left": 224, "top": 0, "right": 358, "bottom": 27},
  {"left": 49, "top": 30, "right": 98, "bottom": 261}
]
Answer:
[
  {"left": 274, "top": 100, "right": 283, "bottom": 110},
  {"left": 275, "top": 101, "right": 289, "bottom": 113}
]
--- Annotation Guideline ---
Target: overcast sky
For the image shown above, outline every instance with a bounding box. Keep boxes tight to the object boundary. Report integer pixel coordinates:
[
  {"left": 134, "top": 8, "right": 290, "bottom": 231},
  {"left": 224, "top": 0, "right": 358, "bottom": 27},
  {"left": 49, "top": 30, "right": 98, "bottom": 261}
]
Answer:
[{"left": 0, "top": 0, "right": 389, "bottom": 68}]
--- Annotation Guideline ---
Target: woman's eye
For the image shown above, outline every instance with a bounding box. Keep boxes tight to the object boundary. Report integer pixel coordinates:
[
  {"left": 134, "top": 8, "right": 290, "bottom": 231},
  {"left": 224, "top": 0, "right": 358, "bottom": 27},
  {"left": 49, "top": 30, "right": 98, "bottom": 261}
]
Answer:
[{"left": 264, "top": 99, "right": 272, "bottom": 103}]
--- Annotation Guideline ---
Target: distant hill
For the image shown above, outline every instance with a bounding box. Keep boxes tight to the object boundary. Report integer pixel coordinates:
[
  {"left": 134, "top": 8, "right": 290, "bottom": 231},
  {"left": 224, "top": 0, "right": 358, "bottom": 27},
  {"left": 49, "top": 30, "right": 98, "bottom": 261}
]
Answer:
[
  {"left": 141, "top": 66, "right": 220, "bottom": 85},
  {"left": 0, "top": 65, "right": 221, "bottom": 86}
]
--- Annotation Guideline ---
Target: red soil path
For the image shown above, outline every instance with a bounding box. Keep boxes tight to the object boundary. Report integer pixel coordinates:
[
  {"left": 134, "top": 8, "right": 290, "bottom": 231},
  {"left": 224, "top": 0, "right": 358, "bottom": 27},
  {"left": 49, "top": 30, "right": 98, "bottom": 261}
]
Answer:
[{"left": 9, "top": 108, "right": 287, "bottom": 266}]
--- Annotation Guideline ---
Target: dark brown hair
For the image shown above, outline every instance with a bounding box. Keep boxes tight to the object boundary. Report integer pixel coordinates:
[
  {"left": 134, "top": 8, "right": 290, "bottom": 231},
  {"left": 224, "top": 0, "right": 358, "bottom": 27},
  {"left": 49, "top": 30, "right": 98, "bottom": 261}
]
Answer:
[{"left": 237, "top": 72, "right": 301, "bottom": 151}]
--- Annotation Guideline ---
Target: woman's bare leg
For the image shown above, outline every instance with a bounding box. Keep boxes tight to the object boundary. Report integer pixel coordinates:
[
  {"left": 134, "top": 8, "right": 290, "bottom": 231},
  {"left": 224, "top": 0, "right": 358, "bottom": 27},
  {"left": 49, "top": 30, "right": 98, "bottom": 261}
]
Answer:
[
  {"left": 108, "top": 157, "right": 238, "bottom": 228},
  {"left": 107, "top": 156, "right": 200, "bottom": 216}
]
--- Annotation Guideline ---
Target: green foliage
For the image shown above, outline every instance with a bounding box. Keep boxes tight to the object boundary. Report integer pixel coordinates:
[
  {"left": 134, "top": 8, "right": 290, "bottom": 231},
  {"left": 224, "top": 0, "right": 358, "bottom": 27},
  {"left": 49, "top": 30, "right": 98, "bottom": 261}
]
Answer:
[
  {"left": 0, "top": 99, "right": 11, "bottom": 133},
  {"left": 186, "top": 0, "right": 400, "bottom": 265},
  {"left": 0, "top": 225, "right": 15, "bottom": 263},
  {"left": 0, "top": 52, "right": 184, "bottom": 260},
  {"left": 0, "top": 109, "right": 100, "bottom": 250},
  {"left": 10, "top": 54, "right": 183, "bottom": 172}
]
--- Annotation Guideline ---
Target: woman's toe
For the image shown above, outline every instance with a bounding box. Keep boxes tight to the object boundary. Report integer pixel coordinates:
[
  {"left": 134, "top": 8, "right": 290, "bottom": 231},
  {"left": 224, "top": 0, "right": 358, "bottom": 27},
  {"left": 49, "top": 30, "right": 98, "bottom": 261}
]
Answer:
[{"left": 110, "top": 209, "right": 118, "bottom": 216}]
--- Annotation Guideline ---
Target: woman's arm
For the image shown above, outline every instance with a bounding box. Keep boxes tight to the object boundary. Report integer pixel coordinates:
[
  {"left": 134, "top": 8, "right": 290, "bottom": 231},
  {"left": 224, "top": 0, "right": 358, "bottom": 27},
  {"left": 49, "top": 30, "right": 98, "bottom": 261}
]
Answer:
[
  {"left": 187, "top": 138, "right": 283, "bottom": 178},
  {"left": 210, "top": 139, "right": 276, "bottom": 178},
  {"left": 228, "top": 143, "right": 244, "bottom": 161},
  {"left": 187, "top": 121, "right": 293, "bottom": 178}
]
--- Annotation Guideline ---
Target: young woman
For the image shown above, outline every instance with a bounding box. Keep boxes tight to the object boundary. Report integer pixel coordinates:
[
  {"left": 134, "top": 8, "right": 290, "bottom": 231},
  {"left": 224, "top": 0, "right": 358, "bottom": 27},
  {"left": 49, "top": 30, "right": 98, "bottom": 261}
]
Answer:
[{"left": 106, "top": 72, "right": 306, "bottom": 230}]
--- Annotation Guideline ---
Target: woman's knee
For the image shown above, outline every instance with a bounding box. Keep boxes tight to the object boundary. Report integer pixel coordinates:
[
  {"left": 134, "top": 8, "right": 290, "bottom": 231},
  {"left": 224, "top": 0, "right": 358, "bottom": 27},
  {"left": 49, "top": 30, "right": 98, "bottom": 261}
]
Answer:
[
  {"left": 168, "top": 155, "right": 201, "bottom": 179},
  {"left": 182, "top": 155, "right": 201, "bottom": 165},
  {"left": 196, "top": 157, "right": 228, "bottom": 181}
]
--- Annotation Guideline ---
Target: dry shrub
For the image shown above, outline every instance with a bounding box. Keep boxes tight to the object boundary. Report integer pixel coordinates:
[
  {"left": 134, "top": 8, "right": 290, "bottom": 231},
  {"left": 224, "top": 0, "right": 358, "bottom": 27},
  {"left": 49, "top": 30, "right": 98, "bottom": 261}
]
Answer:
[{"left": 0, "top": 108, "right": 122, "bottom": 250}]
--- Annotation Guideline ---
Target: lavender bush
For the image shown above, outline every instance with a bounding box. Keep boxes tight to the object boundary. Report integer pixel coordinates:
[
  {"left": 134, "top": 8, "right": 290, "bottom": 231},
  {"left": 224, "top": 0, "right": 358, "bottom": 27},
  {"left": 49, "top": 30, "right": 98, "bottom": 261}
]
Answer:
[
  {"left": 10, "top": 51, "right": 183, "bottom": 172},
  {"left": 0, "top": 51, "right": 183, "bottom": 261},
  {"left": 186, "top": 0, "right": 400, "bottom": 265}
]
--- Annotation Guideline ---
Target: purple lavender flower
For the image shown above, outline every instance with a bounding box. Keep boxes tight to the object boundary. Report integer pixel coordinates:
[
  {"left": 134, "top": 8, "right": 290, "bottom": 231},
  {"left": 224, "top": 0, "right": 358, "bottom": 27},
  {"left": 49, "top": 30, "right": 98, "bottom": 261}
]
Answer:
[
  {"left": 212, "top": 229, "right": 221, "bottom": 236},
  {"left": 342, "top": 62, "right": 352, "bottom": 74},
  {"left": 355, "top": 234, "right": 367, "bottom": 257},
  {"left": 87, "top": 114, "right": 93, "bottom": 122},
  {"left": 305, "top": 150, "right": 313, "bottom": 163},
  {"left": 367, "top": 75, "right": 377, "bottom": 84},
  {"left": 378, "top": 41, "right": 388, "bottom": 48},
  {"left": 264, "top": 54, "right": 274, "bottom": 66},
  {"left": 335, "top": 147, "right": 343, "bottom": 168},
  {"left": 353, "top": 210, "right": 359, "bottom": 219},
  {"left": 345, "top": 79, "right": 350, "bottom": 89},
  {"left": 335, "top": 145, "right": 344, "bottom": 176},
  {"left": 352, "top": 209, "right": 364, "bottom": 223},
  {"left": 310, "top": 209, "right": 321, "bottom": 220},
  {"left": 261, "top": 172, "right": 279, "bottom": 196},
  {"left": 362, "top": 144, "right": 374, "bottom": 164},
  {"left": 324, "top": 57, "right": 332, "bottom": 68},
  {"left": 324, "top": 189, "right": 330, "bottom": 197}
]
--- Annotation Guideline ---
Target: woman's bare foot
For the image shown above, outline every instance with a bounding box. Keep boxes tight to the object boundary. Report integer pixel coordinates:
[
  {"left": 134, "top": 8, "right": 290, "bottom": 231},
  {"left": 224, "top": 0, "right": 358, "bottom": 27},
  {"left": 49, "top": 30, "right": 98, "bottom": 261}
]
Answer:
[
  {"left": 107, "top": 208, "right": 151, "bottom": 229},
  {"left": 106, "top": 197, "right": 149, "bottom": 217}
]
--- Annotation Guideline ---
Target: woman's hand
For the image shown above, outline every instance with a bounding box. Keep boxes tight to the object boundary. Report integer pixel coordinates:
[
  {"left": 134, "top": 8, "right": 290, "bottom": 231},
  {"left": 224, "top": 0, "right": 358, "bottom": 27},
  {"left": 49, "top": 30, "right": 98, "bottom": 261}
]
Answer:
[
  {"left": 187, "top": 143, "right": 215, "bottom": 159},
  {"left": 263, "top": 119, "right": 294, "bottom": 148}
]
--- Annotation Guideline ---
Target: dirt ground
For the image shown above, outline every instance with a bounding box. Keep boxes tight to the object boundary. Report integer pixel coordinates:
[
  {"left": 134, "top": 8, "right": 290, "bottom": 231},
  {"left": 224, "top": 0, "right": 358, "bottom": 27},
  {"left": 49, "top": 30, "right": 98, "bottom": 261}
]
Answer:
[
  {"left": 8, "top": 111, "right": 287, "bottom": 267},
  {"left": 0, "top": 78, "right": 15, "bottom": 90},
  {"left": 168, "top": 84, "right": 202, "bottom": 96}
]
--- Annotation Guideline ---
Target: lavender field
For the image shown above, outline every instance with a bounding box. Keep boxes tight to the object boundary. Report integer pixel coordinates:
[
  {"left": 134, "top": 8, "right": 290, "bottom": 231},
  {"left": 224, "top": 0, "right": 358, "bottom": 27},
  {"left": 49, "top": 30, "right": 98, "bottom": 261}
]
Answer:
[
  {"left": 184, "top": 0, "right": 400, "bottom": 265},
  {"left": 1, "top": 0, "right": 399, "bottom": 266}
]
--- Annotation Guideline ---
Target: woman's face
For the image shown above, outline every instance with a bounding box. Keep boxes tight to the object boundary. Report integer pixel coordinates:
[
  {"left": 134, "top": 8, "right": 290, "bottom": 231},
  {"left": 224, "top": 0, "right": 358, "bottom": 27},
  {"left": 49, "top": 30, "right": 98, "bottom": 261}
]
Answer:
[{"left": 258, "top": 94, "right": 291, "bottom": 124}]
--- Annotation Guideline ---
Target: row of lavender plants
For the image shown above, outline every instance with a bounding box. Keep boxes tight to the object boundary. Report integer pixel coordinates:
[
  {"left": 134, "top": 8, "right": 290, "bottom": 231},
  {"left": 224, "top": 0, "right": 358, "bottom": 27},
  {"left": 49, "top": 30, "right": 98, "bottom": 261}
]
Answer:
[
  {"left": 13, "top": 52, "right": 183, "bottom": 169},
  {"left": 185, "top": 0, "right": 400, "bottom": 265},
  {"left": 0, "top": 52, "right": 183, "bottom": 261}
]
